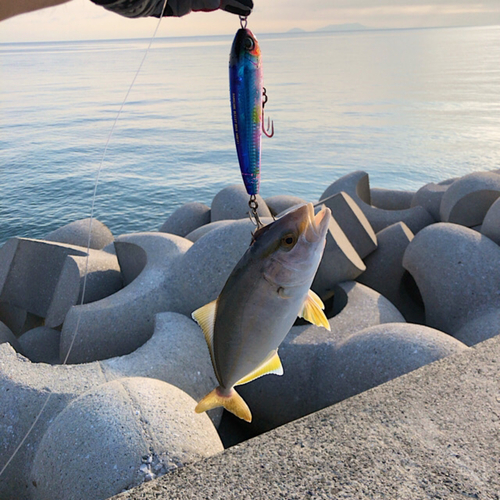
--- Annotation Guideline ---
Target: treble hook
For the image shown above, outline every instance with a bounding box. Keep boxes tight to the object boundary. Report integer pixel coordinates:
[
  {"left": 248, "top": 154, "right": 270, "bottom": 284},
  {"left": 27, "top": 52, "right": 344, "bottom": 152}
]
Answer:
[
  {"left": 248, "top": 195, "right": 264, "bottom": 229},
  {"left": 262, "top": 87, "right": 274, "bottom": 138}
]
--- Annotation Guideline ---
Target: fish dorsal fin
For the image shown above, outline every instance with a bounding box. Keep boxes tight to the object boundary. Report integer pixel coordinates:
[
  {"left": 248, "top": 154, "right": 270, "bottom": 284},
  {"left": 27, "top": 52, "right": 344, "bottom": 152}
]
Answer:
[
  {"left": 235, "top": 350, "right": 284, "bottom": 387},
  {"left": 298, "top": 289, "right": 331, "bottom": 331},
  {"left": 192, "top": 300, "right": 218, "bottom": 375}
]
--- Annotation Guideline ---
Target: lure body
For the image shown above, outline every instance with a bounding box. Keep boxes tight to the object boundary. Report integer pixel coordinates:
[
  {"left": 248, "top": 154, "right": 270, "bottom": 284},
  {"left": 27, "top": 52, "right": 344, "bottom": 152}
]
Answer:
[{"left": 229, "top": 28, "right": 263, "bottom": 196}]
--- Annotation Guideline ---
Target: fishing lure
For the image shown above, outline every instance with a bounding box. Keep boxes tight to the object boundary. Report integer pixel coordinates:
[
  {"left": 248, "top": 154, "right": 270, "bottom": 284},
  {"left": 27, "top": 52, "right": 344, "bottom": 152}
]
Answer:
[{"left": 229, "top": 17, "right": 273, "bottom": 223}]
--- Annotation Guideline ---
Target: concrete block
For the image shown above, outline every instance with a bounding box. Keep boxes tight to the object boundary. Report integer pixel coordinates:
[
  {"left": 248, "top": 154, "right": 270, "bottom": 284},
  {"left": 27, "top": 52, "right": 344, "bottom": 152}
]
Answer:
[
  {"left": 30, "top": 377, "right": 223, "bottom": 500},
  {"left": 320, "top": 171, "right": 434, "bottom": 233},
  {"left": 111, "top": 334, "right": 499, "bottom": 500},
  {"left": 211, "top": 184, "right": 272, "bottom": 222},
  {"left": 43, "top": 218, "right": 114, "bottom": 250},
  {"left": 371, "top": 187, "right": 415, "bottom": 210},
  {"left": 410, "top": 181, "right": 449, "bottom": 220},
  {"left": 403, "top": 222, "right": 500, "bottom": 336},
  {"left": 263, "top": 195, "right": 306, "bottom": 217},
  {"left": 60, "top": 232, "right": 192, "bottom": 364},
  {"left": 159, "top": 202, "right": 211, "bottom": 237},
  {"left": 0, "top": 238, "right": 122, "bottom": 328},
  {"left": 0, "top": 311, "right": 221, "bottom": 498},
  {"left": 0, "top": 302, "right": 29, "bottom": 336},
  {"left": 357, "top": 222, "right": 424, "bottom": 323},
  {"left": 238, "top": 281, "right": 405, "bottom": 434},
  {"left": 17, "top": 326, "right": 60, "bottom": 364},
  {"left": 481, "top": 196, "right": 500, "bottom": 246},
  {"left": 185, "top": 220, "right": 235, "bottom": 243},
  {"left": 0, "top": 320, "right": 22, "bottom": 353},
  {"left": 320, "top": 191, "right": 377, "bottom": 258},
  {"left": 170, "top": 218, "right": 272, "bottom": 316},
  {"left": 453, "top": 309, "right": 500, "bottom": 347},
  {"left": 311, "top": 216, "right": 366, "bottom": 299},
  {"left": 440, "top": 171, "right": 500, "bottom": 226}
]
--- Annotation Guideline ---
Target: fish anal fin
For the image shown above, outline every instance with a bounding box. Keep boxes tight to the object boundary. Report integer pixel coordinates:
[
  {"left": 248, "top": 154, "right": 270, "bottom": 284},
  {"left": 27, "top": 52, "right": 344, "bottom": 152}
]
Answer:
[
  {"left": 235, "top": 350, "right": 283, "bottom": 387},
  {"left": 298, "top": 289, "right": 331, "bottom": 331},
  {"left": 195, "top": 387, "right": 252, "bottom": 423},
  {"left": 192, "top": 299, "right": 217, "bottom": 356}
]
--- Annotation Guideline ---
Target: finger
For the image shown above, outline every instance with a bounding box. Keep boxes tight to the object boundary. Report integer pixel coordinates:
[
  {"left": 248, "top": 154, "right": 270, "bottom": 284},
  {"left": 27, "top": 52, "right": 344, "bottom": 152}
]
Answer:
[{"left": 221, "top": 0, "right": 253, "bottom": 16}]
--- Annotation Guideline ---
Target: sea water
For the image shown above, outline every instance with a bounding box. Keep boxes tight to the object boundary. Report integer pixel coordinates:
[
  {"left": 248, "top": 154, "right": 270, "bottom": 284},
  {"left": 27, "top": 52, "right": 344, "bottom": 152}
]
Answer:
[{"left": 1, "top": 25, "right": 500, "bottom": 243}]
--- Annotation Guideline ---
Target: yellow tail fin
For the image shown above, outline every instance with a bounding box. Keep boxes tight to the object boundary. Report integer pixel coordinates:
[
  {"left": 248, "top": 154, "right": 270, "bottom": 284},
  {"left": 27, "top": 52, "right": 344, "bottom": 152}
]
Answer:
[{"left": 195, "top": 387, "right": 252, "bottom": 423}]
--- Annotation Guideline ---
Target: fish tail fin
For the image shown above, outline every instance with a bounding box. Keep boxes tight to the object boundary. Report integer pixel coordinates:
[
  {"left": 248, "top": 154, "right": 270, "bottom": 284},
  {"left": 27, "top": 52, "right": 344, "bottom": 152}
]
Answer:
[{"left": 195, "top": 387, "right": 252, "bottom": 423}]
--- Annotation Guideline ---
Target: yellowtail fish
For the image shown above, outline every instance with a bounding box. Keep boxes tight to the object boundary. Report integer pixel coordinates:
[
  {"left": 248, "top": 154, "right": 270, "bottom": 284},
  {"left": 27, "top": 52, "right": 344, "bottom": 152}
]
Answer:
[{"left": 192, "top": 203, "right": 331, "bottom": 422}]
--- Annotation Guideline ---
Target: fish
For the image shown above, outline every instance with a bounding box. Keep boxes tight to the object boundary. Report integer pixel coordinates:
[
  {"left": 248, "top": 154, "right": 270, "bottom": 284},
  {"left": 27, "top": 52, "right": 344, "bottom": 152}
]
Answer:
[
  {"left": 229, "top": 27, "right": 265, "bottom": 196},
  {"left": 192, "top": 203, "right": 332, "bottom": 422}
]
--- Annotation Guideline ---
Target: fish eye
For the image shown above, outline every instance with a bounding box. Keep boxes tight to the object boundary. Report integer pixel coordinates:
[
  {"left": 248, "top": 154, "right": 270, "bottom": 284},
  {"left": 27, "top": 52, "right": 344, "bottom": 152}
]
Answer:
[
  {"left": 244, "top": 37, "right": 254, "bottom": 51},
  {"left": 280, "top": 233, "right": 297, "bottom": 250}
]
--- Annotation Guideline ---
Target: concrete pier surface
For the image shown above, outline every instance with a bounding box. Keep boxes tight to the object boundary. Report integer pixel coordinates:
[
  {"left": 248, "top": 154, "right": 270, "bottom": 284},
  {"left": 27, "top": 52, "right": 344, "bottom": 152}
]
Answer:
[{"left": 111, "top": 334, "right": 500, "bottom": 500}]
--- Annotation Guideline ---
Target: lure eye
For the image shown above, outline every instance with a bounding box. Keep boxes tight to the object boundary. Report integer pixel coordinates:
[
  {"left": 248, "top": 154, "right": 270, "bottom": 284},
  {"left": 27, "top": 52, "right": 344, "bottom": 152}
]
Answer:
[
  {"left": 244, "top": 37, "right": 255, "bottom": 51},
  {"left": 280, "top": 233, "right": 297, "bottom": 250}
]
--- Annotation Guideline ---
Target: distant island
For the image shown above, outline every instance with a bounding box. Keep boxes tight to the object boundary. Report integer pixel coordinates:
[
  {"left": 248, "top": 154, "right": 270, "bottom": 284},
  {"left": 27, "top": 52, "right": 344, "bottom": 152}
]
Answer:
[{"left": 286, "top": 23, "right": 368, "bottom": 34}]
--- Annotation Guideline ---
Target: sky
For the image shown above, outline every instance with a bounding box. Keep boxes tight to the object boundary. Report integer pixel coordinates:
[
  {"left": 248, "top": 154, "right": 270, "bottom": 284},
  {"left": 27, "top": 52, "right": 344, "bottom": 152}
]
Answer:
[{"left": 1, "top": 0, "right": 500, "bottom": 43}]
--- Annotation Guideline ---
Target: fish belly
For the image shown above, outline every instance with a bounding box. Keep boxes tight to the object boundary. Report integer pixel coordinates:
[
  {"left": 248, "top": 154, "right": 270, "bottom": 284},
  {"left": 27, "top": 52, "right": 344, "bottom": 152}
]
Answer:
[{"left": 213, "top": 275, "right": 305, "bottom": 389}]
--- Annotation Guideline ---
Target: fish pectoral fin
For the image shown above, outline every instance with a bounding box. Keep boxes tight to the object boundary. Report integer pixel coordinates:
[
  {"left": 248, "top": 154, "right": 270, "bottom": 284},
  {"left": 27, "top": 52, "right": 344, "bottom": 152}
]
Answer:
[
  {"left": 298, "top": 289, "right": 331, "bottom": 331},
  {"left": 191, "top": 299, "right": 217, "bottom": 368},
  {"left": 195, "top": 387, "right": 252, "bottom": 423},
  {"left": 235, "top": 350, "right": 284, "bottom": 387}
]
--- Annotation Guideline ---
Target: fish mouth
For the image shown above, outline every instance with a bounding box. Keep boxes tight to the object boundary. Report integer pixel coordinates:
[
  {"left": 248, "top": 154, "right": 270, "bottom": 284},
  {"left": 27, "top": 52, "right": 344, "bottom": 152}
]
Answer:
[{"left": 305, "top": 203, "right": 331, "bottom": 243}]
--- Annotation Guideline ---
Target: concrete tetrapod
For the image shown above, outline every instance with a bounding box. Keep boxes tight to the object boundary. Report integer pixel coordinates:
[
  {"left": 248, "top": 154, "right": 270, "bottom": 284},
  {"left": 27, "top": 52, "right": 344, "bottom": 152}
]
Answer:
[
  {"left": 410, "top": 179, "right": 454, "bottom": 221},
  {"left": 320, "top": 171, "right": 434, "bottom": 233},
  {"left": 236, "top": 282, "right": 405, "bottom": 435},
  {"left": 311, "top": 216, "right": 366, "bottom": 299},
  {"left": 439, "top": 171, "right": 500, "bottom": 226},
  {"left": 158, "top": 202, "right": 211, "bottom": 237},
  {"left": 403, "top": 222, "right": 500, "bottom": 345},
  {"left": 60, "top": 232, "right": 192, "bottom": 364},
  {"left": 319, "top": 191, "right": 377, "bottom": 259},
  {"left": 0, "top": 238, "right": 122, "bottom": 328},
  {"left": 263, "top": 195, "right": 307, "bottom": 217},
  {"left": 43, "top": 218, "right": 114, "bottom": 250},
  {"left": 481, "top": 196, "right": 500, "bottom": 246},
  {"left": 210, "top": 184, "right": 272, "bottom": 222},
  {"left": 29, "top": 377, "right": 223, "bottom": 500},
  {"left": 17, "top": 326, "right": 60, "bottom": 364},
  {"left": 356, "top": 222, "right": 425, "bottom": 323},
  {"left": 0, "top": 320, "right": 22, "bottom": 353},
  {"left": 169, "top": 218, "right": 272, "bottom": 316},
  {"left": 370, "top": 187, "right": 415, "bottom": 210},
  {"left": 0, "top": 312, "right": 219, "bottom": 499}
]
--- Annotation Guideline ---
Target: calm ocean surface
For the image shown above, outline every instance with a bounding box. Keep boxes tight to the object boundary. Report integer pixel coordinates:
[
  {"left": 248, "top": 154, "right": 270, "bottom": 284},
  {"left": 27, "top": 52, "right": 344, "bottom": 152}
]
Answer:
[{"left": 1, "top": 25, "right": 500, "bottom": 243}]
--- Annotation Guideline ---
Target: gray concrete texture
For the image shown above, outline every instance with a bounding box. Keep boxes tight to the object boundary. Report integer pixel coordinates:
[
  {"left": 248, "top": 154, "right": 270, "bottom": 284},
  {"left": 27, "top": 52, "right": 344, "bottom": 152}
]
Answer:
[
  {"left": 43, "top": 218, "right": 114, "bottom": 250},
  {"left": 210, "top": 184, "right": 271, "bottom": 221},
  {"left": 0, "top": 238, "right": 122, "bottom": 328},
  {"left": 370, "top": 187, "right": 415, "bottom": 210},
  {"left": 311, "top": 215, "right": 366, "bottom": 299},
  {"left": 17, "top": 326, "right": 60, "bottom": 364},
  {"left": 0, "top": 312, "right": 220, "bottom": 499},
  {"left": 320, "top": 191, "right": 378, "bottom": 259},
  {"left": 319, "top": 171, "right": 435, "bottom": 233},
  {"left": 403, "top": 222, "right": 500, "bottom": 344},
  {"left": 481, "top": 196, "right": 500, "bottom": 245},
  {"left": 158, "top": 202, "right": 211, "bottom": 237},
  {"left": 30, "top": 377, "right": 223, "bottom": 500},
  {"left": 357, "top": 222, "right": 425, "bottom": 323},
  {"left": 59, "top": 232, "right": 192, "bottom": 363},
  {"left": 263, "top": 194, "right": 306, "bottom": 216},
  {"left": 440, "top": 171, "right": 500, "bottom": 226},
  {"left": 111, "top": 331, "right": 499, "bottom": 500}
]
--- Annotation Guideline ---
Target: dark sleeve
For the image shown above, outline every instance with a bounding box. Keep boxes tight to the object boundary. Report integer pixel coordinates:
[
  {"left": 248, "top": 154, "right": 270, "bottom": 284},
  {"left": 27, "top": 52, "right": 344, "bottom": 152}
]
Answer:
[{"left": 89, "top": 0, "right": 253, "bottom": 18}]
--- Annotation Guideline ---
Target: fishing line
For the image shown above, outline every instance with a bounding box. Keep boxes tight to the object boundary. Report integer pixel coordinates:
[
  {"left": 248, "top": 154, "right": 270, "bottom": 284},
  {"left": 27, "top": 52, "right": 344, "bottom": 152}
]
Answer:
[{"left": 0, "top": 0, "right": 168, "bottom": 479}]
